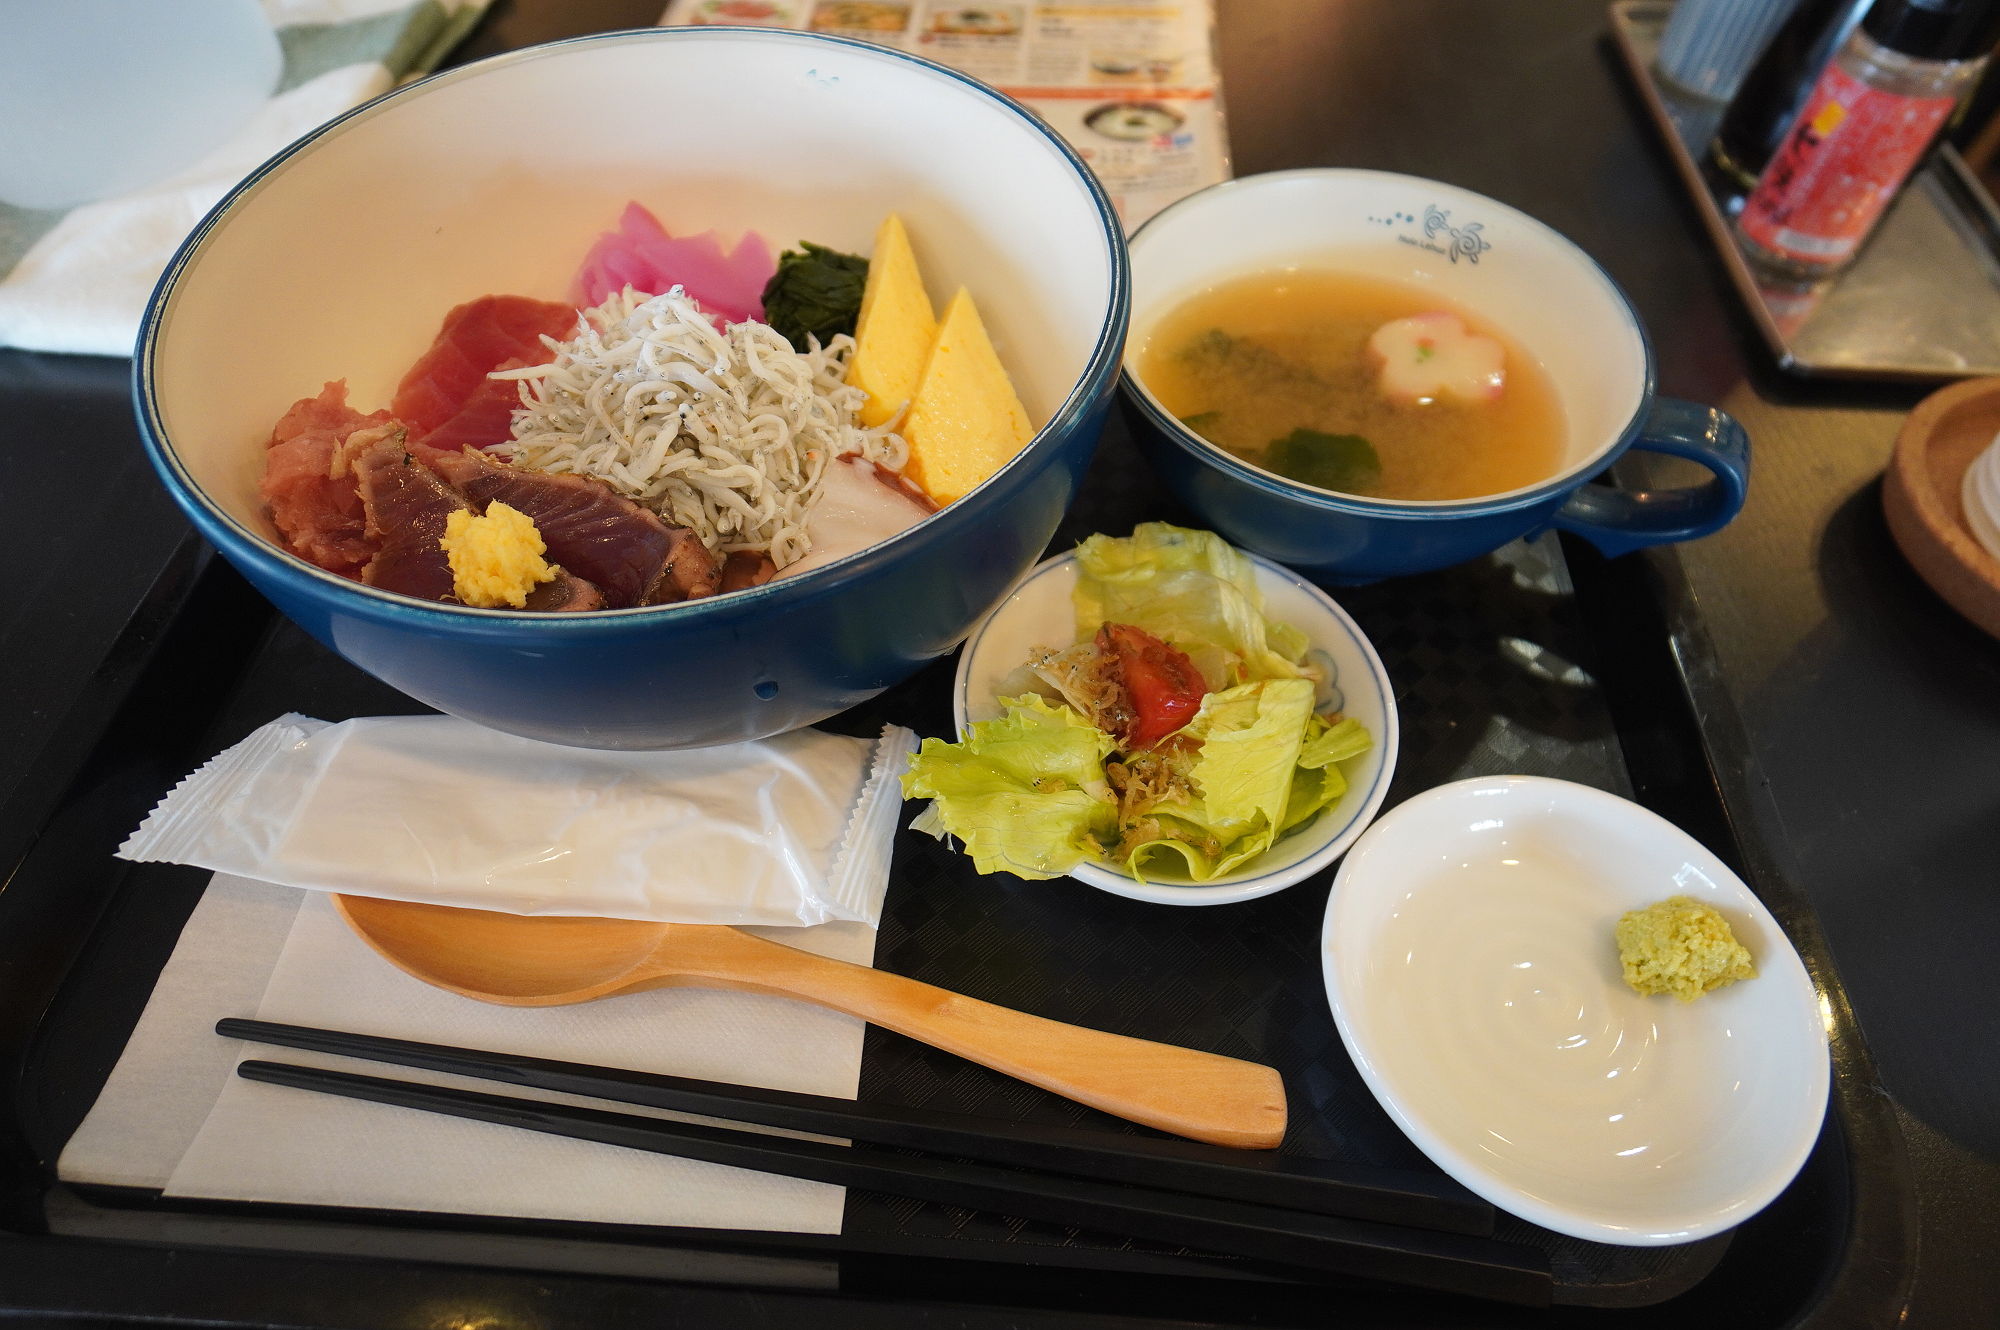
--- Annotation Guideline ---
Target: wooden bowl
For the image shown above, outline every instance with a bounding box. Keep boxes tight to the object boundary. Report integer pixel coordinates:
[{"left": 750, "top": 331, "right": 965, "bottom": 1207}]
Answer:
[{"left": 1883, "top": 378, "right": 2000, "bottom": 640}]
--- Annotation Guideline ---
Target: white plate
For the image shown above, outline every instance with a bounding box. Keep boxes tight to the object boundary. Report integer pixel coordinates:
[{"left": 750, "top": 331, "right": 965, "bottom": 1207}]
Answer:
[
  {"left": 1322, "top": 776, "right": 1829, "bottom": 1245},
  {"left": 951, "top": 547, "right": 1398, "bottom": 905}
]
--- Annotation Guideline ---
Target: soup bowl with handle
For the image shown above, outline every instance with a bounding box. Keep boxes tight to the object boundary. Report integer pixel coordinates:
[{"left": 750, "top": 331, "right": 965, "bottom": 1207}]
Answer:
[
  {"left": 1118, "top": 169, "right": 1748, "bottom": 584},
  {"left": 136, "top": 26, "right": 1128, "bottom": 749}
]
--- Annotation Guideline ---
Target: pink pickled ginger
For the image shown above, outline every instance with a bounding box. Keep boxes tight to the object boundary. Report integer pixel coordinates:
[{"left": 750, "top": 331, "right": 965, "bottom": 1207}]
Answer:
[{"left": 573, "top": 201, "right": 775, "bottom": 324}]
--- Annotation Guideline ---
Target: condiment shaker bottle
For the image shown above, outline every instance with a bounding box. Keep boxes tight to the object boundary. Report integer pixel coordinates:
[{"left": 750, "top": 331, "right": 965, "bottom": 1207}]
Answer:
[
  {"left": 1709, "top": 0, "right": 1875, "bottom": 193},
  {"left": 1737, "top": 0, "right": 2000, "bottom": 278}
]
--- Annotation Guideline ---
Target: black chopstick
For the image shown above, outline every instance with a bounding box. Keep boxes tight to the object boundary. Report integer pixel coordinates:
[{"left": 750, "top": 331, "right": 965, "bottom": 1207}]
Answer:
[
  {"left": 216, "top": 1017, "right": 1489, "bottom": 1236},
  {"left": 236, "top": 1059, "right": 1552, "bottom": 1307}
]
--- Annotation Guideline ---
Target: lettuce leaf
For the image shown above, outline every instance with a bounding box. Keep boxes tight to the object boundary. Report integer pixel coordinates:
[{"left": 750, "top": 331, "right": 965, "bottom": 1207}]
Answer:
[
  {"left": 906, "top": 526, "right": 1379, "bottom": 886},
  {"left": 1073, "top": 523, "right": 1308, "bottom": 685},
  {"left": 1182, "top": 679, "right": 1314, "bottom": 839},
  {"left": 1124, "top": 678, "right": 1317, "bottom": 880},
  {"left": 1300, "top": 714, "right": 1371, "bottom": 769},
  {"left": 1279, "top": 714, "right": 1372, "bottom": 835},
  {"left": 901, "top": 695, "right": 1118, "bottom": 879}
]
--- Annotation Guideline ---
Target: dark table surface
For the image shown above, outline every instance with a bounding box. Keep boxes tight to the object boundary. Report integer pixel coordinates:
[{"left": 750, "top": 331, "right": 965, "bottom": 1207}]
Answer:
[{"left": 2, "top": 1, "right": 1995, "bottom": 1326}]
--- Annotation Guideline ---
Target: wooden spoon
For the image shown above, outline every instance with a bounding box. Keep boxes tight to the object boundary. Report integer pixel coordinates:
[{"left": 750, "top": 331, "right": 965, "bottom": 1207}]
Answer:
[{"left": 333, "top": 895, "right": 1287, "bottom": 1149}]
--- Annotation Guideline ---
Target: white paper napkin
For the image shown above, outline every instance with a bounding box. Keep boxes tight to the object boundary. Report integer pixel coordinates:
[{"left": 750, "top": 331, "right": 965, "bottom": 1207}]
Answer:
[
  {"left": 58, "top": 875, "right": 304, "bottom": 1188},
  {"left": 0, "top": 0, "right": 490, "bottom": 356},
  {"left": 62, "top": 873, "right": 875, "bottom": 1233}
]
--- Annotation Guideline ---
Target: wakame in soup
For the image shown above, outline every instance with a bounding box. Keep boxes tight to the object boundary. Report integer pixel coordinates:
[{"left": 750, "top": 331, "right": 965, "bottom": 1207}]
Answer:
[{"left": 1138, "top": 270, "right": 1566, "bottom": 502}]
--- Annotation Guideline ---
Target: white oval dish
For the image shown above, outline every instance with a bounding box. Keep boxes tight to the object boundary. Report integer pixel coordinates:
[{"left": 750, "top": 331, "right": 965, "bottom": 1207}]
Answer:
[
  {"left": 951, "top": 548, "right": 1399, "bottom": 905},
  {"left": 1322, "top": 775, "right": 1829, "bottom": 1245}
]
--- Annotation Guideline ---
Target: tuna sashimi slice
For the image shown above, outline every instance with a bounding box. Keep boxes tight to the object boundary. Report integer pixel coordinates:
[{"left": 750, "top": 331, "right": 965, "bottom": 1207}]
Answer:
[
  {"left": 260, "top": 380, "right": 396, "bottom": 577},
  {"left": 416, "top": 355, "right": 542, "bottom": 455},
  {"left": 345, "top": 426, "right": 467, "bottom": 602},
  {"left": 573, "top": 201, "right": 775, "bottom": 325},
  {"left": 643, "top": 527, "right": 724, "bottom": 606},
  {"left": 390, "top": 295, "right": 576, "bottom": 442},
  {"left": 523, "top": 571, "right": 607, "bottom": 613},
  {"left": 267, "top": 378, "right": 392, "bottom": 450},
  {"left": 719, "top": 551, "right": 776, "bottom": 593},
  {"left": 426, "top": 448, "right": 710, "bottom": 609}
]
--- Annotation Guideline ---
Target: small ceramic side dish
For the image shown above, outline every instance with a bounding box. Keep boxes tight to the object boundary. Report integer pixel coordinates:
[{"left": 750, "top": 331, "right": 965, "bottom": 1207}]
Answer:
[
  {"left": 1883, "top": 376, "right": 2000, "bottom": 640},
  {"left": 951, "top": 547, "right": 1399, "bottom": 905},
  {"left": 1322, "top": 776, "right": 1829, "bottom": 1246}
]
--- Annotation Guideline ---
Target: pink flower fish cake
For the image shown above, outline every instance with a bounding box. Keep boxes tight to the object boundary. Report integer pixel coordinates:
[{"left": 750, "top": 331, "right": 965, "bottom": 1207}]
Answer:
[{"left": 1367, "top": 311, "right": 1506, "bottom": 407}]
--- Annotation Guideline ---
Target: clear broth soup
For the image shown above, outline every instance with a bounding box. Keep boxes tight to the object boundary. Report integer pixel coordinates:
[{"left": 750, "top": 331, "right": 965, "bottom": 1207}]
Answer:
[{"left": 1137, "top": 270, "right": 1567, "bottom": 502}]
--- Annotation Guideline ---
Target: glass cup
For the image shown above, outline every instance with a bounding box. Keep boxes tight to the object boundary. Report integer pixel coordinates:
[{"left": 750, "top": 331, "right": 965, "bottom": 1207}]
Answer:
[
  {"left": 0, "top": 0, "right": 280, "bottom": 210},
  {"left": 1656, "top": 0, "right": 1801, "bottom": 103}
]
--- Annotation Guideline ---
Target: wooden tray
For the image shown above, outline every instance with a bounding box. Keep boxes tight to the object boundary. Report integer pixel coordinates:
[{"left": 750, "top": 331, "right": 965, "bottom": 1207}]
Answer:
[{"left": 1884, "top": 378, "right": 2000, "bottom": 639}]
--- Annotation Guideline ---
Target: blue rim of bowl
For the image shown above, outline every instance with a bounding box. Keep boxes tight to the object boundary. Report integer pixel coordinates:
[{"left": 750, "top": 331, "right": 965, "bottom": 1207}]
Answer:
[
  {"left": 949, "top": 546, "right": 1400, "bottom": 904},
  {"left": 1320, "top": 774, "right": 1831, "bottom": 1245},
  {"left": 1117, "top": 167, "right": 1659, "bottom": 520},
  {"left": 132, "top": 25, "right": 1131, "bottom": 634}
]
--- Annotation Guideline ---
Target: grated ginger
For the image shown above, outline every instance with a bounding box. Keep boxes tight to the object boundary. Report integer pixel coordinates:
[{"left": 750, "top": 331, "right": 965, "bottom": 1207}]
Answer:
[
  {"left": 440, "top": 501, "right": 557, "bottom": 608},
  {"left": 1615, "top": 895, "right": 1756, "bottom": 1002}
]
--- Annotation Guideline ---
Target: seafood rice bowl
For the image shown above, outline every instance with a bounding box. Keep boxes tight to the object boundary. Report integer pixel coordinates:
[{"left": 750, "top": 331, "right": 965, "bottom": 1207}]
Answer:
[{"left": 136, "top": 26, "right": 1128, "bottom": 749}]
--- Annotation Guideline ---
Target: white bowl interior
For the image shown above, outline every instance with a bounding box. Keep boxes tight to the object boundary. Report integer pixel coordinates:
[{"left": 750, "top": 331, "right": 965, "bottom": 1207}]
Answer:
[
  {"left": 1324, "top": 776, "right": 1829, "bottom": 1244},
  {"left": 151, "top": 30, "right": 1116, "bottom": 550},
  {"left": 952, "top": 550, "right": 1398, "bottom": 904},
  {"left": 1125, "top": 170, "right": 1649, "bottom": 501},
  {"left": 1965, "top": 441, "right": 2000, "bottom": 561}
]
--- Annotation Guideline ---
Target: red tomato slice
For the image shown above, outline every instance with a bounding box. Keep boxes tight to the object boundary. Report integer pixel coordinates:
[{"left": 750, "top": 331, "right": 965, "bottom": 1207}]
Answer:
[{"left": 1098, "top": 623, "right": 1205, "bottom": 750}]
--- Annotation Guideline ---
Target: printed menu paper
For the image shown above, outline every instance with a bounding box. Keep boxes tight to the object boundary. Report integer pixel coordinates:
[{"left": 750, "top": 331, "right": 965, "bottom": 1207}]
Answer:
[{"left": 657, "top": 1, "right": 1230, "bottom": 227}]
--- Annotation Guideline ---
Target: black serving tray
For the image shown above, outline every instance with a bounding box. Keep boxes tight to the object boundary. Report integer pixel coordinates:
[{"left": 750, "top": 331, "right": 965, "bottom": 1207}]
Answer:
[{"left": 0, "top": 418, "right": 1915, "bottom": 1326}]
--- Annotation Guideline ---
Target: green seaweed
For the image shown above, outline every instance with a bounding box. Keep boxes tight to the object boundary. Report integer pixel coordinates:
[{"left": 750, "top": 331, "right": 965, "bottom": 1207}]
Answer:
[
  {"left": 1177, "top": 329, "right": 1325, "bottom": 388},
  {"left": 760, "top": 242, "right": 869, "bottom": 349},
  {"left": 1262, "top": 428, "right": 1381, "bottom": 494}
]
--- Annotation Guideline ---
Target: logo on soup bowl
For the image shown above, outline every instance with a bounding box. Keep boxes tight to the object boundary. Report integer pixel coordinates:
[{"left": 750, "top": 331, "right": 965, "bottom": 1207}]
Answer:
[
  {"left": 1119, "top": 169, "right": 1749, "bottom": 584},
  {"left": 1413, "top": 205, "right": 1490, "bottom": 264}
]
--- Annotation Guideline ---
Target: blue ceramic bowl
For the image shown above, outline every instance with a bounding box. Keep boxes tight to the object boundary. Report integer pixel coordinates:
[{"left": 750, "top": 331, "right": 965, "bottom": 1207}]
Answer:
[
  {"left": 1119, "top": 171, "right": 1748, "bottom": 584},
  {"left": 135, "top": 28, "right": 1128, "bottom": 749}
]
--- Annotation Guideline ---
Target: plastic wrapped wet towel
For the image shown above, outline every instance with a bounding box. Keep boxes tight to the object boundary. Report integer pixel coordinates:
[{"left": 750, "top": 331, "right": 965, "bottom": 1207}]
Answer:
[{"left": 120, "top": 714, "right": 917, "bottom": 926}]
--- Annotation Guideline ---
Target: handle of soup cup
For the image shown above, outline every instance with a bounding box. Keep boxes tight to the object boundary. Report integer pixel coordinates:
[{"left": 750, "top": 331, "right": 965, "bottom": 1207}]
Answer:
[{"left": 1547, "top": 398, "right": 1750, "bottom": 559}]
